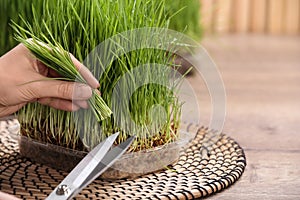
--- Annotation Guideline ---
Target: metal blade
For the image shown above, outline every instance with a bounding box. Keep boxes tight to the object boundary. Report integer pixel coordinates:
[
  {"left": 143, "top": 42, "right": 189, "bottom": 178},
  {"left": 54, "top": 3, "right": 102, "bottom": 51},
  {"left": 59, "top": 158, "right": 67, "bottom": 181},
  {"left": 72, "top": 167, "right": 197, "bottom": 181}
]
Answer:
[
  {"left": 79, "top": 136, "right": 135, "bottom": 190},
  {"left": 46, "top": 132, "right": 119, "bottom": 200}
]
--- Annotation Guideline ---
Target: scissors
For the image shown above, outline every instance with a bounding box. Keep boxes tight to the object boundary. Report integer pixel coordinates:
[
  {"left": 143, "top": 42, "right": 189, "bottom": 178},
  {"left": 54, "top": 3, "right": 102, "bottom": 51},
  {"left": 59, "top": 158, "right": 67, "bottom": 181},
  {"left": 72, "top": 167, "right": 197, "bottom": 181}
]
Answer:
[{"left": 46, "top": 132, "right": 134, "bottom": 200}]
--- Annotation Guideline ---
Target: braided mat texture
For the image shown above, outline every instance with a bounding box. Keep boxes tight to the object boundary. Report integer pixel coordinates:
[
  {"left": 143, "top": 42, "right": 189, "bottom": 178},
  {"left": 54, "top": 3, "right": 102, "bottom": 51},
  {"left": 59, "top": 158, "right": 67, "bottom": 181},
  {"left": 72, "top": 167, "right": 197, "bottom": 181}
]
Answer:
[{"left": 0, "top": 119, "right": 246, "bottom": 199}]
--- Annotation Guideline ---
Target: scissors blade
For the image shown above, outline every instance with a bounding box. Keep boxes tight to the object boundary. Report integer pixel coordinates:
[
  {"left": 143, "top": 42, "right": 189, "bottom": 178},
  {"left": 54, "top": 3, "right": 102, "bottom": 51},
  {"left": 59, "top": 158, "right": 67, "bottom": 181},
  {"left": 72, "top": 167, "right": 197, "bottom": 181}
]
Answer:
[
  {"left": 46, "top": 132, "right": 119, "bottom": 200},
  {"left": 80, "top": 136, "right": 135, "bottom": 189}
]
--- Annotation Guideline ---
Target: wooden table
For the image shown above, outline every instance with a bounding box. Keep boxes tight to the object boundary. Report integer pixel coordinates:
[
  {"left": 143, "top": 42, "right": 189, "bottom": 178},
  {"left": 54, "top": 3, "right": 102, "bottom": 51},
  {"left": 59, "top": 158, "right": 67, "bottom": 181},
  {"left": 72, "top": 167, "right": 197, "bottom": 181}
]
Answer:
[{"left": 186, "top": 34, "right": 300, "bottom": 199}]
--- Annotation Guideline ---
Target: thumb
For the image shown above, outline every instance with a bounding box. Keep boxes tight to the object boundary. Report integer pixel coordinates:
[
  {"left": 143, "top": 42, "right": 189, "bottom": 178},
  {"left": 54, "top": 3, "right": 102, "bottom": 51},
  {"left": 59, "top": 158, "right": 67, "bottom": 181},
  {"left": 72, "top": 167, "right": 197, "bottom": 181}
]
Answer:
[{"left": 24, "top": 80, "right": 93, "bottom": 101}]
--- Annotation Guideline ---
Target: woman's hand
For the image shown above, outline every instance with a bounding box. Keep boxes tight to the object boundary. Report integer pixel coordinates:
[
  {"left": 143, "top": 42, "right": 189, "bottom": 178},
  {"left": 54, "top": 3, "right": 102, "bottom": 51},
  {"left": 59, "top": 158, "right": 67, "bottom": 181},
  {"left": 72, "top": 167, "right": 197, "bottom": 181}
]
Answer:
[
  {"left": 0, "top": 43, "right": 99, "bottom": 117},
  {"left": 0, "top": 191, "right": 21, "bottom": 200}
]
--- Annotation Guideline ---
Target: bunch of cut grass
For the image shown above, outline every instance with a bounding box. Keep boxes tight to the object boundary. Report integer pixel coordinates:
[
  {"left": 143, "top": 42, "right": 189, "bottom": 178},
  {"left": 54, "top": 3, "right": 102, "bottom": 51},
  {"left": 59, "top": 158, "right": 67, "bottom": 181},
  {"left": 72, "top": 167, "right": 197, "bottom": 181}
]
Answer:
[{"left": 14, "top": 0, "right": 183, "bottom": 151}]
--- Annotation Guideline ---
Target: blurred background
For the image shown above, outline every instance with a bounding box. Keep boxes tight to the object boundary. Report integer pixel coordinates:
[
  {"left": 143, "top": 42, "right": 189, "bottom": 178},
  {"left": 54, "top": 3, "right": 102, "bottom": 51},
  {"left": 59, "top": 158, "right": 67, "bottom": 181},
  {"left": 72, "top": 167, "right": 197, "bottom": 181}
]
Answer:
[
  {"left": 200, "top": 0, "right": 300, "bottom": 35},
  {"left": 197, "top": 0, "right": 300, "bottom": 199}
]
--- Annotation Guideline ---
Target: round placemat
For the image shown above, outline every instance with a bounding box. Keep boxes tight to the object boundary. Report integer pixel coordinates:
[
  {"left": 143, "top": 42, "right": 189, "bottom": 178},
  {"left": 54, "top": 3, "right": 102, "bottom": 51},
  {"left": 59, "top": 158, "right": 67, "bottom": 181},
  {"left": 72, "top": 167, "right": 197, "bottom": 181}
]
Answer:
[{"left": 0, "top": 119, "right": 246, "bottom": 199}]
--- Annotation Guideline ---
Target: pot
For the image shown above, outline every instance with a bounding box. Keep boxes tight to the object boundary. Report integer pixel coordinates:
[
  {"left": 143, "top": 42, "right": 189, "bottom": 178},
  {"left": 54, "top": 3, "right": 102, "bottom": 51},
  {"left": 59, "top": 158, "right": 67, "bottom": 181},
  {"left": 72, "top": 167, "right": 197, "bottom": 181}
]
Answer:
[{"left": 9, "top": 122, "right": 192, "bottom": 179}]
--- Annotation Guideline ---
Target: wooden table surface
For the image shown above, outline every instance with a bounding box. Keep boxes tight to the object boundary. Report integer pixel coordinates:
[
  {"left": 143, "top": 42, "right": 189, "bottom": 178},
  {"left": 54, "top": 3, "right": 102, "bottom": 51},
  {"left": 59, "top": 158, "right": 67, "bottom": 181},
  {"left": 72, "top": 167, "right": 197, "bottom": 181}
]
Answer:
[{"left": 185, "top": 34, "right": 300, "bottom": 199}]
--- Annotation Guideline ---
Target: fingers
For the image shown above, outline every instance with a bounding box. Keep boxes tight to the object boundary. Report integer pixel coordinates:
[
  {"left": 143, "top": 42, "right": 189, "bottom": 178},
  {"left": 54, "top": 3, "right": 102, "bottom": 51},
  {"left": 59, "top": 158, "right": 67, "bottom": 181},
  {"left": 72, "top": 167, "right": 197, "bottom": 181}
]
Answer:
[
  {"left": 0, "top": 103, "right": 26, "bottom": 118},
  {"left": 38, "top": 98, "right": 89, "bottom": 111},
  {"left": 25, "top": 80, "right": 93, "bottom": 101},
  {"left": 70, "top": 54, "right": 100, "bottom": 89},
  {"left": 27, "top": 80, "right": 93, "bottom": 111},
  {"left": 74, "top": 100, "right": 89, "bottom": 109},
  {"left": 38, "top": 98, "right": 80, "bottom": 111}
]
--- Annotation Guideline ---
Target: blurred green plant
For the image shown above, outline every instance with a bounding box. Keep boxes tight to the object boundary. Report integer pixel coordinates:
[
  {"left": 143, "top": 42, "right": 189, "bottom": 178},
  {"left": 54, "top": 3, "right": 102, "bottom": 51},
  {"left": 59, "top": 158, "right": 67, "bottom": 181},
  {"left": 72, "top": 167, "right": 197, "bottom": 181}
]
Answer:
[
  {"left": 0, "top": 0, "right": 41, "bottom": 55},
  {"left": 166, "top": 0, "right": 202, "bottom": 40}
]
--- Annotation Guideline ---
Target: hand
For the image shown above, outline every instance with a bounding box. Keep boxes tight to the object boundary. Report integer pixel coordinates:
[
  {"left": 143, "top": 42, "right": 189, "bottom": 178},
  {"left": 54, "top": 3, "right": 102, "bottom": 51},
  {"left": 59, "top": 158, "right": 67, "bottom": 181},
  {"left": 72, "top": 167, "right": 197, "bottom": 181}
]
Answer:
[
  {"left": 0, "top": 43, "right": 100, "bottom": 117},
  {"left": 0, "top": 191, "right": 21, "bottom": 200}
]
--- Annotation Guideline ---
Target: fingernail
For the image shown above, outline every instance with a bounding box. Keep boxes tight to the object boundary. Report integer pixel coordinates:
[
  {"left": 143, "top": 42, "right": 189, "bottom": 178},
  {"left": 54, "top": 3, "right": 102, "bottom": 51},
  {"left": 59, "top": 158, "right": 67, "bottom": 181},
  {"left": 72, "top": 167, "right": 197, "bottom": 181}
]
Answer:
[{"left": 74, "top": 84, "right": 92, "bottom": 99}]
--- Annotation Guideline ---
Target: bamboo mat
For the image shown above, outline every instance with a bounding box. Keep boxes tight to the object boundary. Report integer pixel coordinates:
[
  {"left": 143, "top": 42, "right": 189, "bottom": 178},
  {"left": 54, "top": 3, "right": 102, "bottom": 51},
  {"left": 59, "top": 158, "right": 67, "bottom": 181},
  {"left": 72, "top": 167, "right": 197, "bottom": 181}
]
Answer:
[{"left": 0, "top": 119, "right": 246, "bottom": 199}]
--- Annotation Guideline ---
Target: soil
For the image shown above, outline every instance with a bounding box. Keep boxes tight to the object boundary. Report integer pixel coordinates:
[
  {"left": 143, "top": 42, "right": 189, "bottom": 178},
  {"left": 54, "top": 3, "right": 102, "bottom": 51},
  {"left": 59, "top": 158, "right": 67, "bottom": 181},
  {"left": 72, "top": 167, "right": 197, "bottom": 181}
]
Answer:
[
  {"left": 21, "top": 125, "right": 89, "bottom": 151},
  {"left": 19, "top": 122, "right": 181, "bottom": 179},
  {"left": 20, "top": 122, "right": 179, "bottom": 152},
  {"left": 19, "top": 133, "right": 181, "bottom": 179}
]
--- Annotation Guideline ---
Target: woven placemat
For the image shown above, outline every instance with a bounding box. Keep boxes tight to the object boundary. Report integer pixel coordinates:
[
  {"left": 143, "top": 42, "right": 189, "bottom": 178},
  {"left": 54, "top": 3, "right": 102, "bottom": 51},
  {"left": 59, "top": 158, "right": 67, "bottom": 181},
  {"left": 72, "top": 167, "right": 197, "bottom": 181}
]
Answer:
[{"left": 0, "top": 119, "right": 246, "bottom": 199}]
